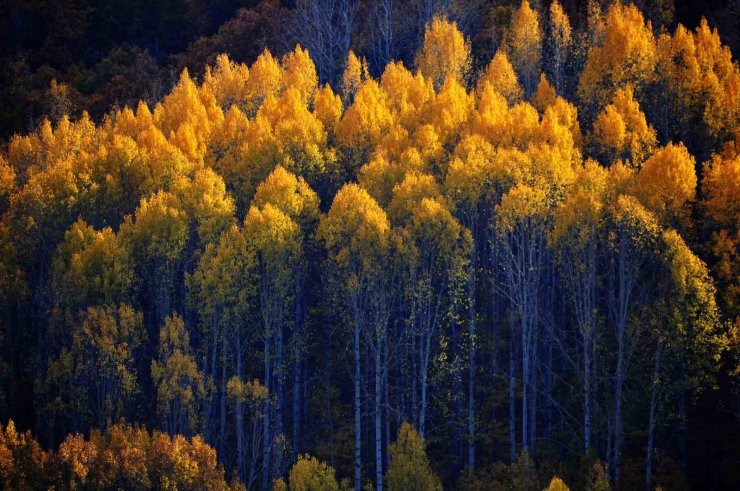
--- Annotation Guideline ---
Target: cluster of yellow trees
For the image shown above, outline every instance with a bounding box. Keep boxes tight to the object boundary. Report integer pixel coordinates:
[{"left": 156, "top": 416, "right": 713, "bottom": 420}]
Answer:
[{"left": 0, "top": 1, "right": 737, "bottom": 490}]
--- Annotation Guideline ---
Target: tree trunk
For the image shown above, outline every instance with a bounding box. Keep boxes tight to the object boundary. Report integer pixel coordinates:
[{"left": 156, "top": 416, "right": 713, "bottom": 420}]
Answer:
[
  {"left": 646, "top": 342, "right": 663, "bottom": 491},
  {"left": 354, "top": 321, "right": 362, "bottom": 491},
  {"left": 263, "top": 332, "right": 271, "bottom": 491}
]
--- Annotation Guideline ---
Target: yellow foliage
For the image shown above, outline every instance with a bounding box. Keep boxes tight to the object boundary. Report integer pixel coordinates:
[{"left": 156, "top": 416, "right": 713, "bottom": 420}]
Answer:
[
  {"left": 313, "top": 84, "right": 343, "bottom": 131},
  {"left": 532, "top": 74, "right": 557, "bottom": 112},
  {"left": 388, "top": 172, "right": 442, "bottom": 226},
  {"left": 337, "top": 79, "right": 396, "bottom": 153},
  {"left": 381, "top": 61, "right": 435, "bottom": 133},
  {"left": 476, "top": 51, "right": 523, "bottom": 105},
  {"left": 282, "top": 44, "right": 319, "bottom": 103},
  {"left": 288, "top": 454, "right": 340, "bottom": 491},
  {"left": 553, "top": 159, "right": 608, "bottom": 244},
  {"left": 495, "top": 182, "right": 550, "bottom": 235},
  {"left": 578, "top": 2, "right": 657, "bottom": 111},
  {"left": 253, "top": 165, "right": 320, "bottom": 227},
  {"left": 385, "top": 422, "right": 442, "bottom": 491},
  {"left": 342, "top": 50, "right": 368, "bottom": 103},
  {"left": 657, "top": 20, "right": 740, "bottom": 140},
  {"left": 245, "top": 49, "right": 283, "bottom": 115},
  {"left": 549, "top": 0, "right": 572, "bottom": 53},
  {"left": 358, "top": 149, "right": 427, "bottom": 207},
  {"left": 546, "top": 475, "right": 570, "bottom": 491},
  {"left": 171, "top": 167, "right": 236, "bottom": 247},
  {"left": 318, "top": 183, "right": 390, "bottom": 274},
  {"left": 591, "top": 85, "right": 656, "bottom": 165},
  {"left": 504, "top": 0, "right": 542, "bottom": 95},
  {"left": 416, "top": 16, "right": 471, "bottom": 89},
  {"left": 424, "top": 76, "right": 474, "bottom": 147},
  {"left": 258, "top": 87, "right": 329, "bottom": 177},
  {"left": 202, "top": 54, "right": 251, "bottom": 110},
  {"left": 635, "top": 142, "right": 696, "bottom": 219}
]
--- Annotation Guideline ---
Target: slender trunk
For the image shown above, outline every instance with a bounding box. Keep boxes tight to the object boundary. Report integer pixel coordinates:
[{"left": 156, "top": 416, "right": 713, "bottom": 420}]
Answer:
[
  {"left": 509, "top": 310, "right": 517, "bottom": 463},
  {"left": 613, "top": 332, "right": 624, "bottom": 486},
  {"left": 354, "top": 322, "right": 362, "bottom": 491},
  {"left": 646, "top": 342, "right": 663, "bottom": 491},
  {"left": 236, "top": 334, "right": 246, "bottom": 480},
  {"left": 292, "top": 344, "right": 301, "bottom": 458},
  {"left": 263, "top": 332, "right": 271, "bottom": 491},
  {"left": 522, "top": 316, "right": 530, "bottom": 454},
  {"left": 584, "top": 330, "right": 592, "bottom": 454},
  {"left": 375, "top": 333, "right": 383, "bottom": 491},
  {"left": 219, "top": 333, "right": 227, "bottom": 457},
  {"left": 467, "top": 268, "right": 476, "bottom": 471}
]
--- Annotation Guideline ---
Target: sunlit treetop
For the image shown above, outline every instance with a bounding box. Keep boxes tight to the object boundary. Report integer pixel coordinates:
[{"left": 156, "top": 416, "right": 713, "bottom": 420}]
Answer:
[
  {"left": 591, "top": 85, "right": 656, "bottom": 166},
  {"left": 552, "top": 159, "right": 609, "bottom": 244},
  {"left": 476, "top": 51, "right": 523, "bottom": 106},
  {"left": 532, "top": 74, "right": 557, "bottom": 113},
  {"left": 313, "top": 84, "right": 343, "bottom": 131},
  {"left": 342, "top": 50, "right": 369, "bottom": 104},
  {"left": 388, "top": 171, "right": 442, "bottom": 227},
  {"left": 578, "top": 2, "right": 657, "bottom": 112},
  {"left": 635, "top": 142, "right": 696, "bottom": 223},
  {"left": 423, "top": 76, "right": 474, "bottom": 148},
  {"left": 202, "top": 54, "right": 250, "bottom": 110},
  {"left": 336, "top": 79, "right": 397, "bottom": 154},
  {"left": 505, "top": 0, "right": 543, "bottom": 96},
  {"left": 416, "top": 16, "right": 471, "bottom": 90},
  {"left": 549, "top": 0, "right": 572, "bottom": 53},
  {"left": 380, "top": 61, "right": 435, "bottom": 134},
  {"left": 245, "top": 49, "right": 283, "bottom": 115},
  {"left": 358, "top": 149, "right": 427, "bottom": 207},
  {"left": 495, "top": 181, "right": 551, "bottom": 235},
  {"left": 318, "top": 183, "right": 390, "bottom": 272},
  {"left": 253, "top": 165, "right": 320, "bottom": 229},
  {"left": 282, "top": 44, "right": 319, "bottom": 103}
]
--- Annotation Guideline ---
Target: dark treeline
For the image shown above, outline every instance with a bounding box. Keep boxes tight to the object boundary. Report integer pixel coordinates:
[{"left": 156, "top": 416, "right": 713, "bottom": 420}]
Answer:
[{"left": 0, "top": 1, "right": 739, "bottom": 490}]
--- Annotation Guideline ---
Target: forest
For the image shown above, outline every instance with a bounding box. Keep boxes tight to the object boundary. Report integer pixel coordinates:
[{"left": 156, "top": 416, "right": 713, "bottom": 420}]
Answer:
[{"left": 0, "top": 0, "right": 738, "bottom": 490}]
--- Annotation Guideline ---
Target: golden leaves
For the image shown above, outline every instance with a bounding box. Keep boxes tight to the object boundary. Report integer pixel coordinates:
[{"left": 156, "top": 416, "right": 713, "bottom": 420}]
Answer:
[{"left": 416, "top": 16, "right": 471, "bottom": 90}]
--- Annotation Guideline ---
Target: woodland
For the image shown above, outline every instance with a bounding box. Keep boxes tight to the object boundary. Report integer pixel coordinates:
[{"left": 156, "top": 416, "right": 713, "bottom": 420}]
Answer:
[{"left": 0, "top": 1, "right": 738, "bottom": 490}]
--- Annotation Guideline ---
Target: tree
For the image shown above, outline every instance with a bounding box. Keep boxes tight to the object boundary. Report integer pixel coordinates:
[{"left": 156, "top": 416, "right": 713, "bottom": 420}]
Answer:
[
  {"left": 318, "top": 184, "right": 392, "bottom": 491},
  {"left": 385, "top": 422, "right": 442, "bottom": 491},
  {"left": 121, "top": 191, "right": 189, "bottom": 326},
  {"left": 531, "top": 74, "right": 557, "bottom": 113},
  {"left": 605, "top": 195, "right": 661, "bottom": 485},
  {"left": 52, "top": 219, "right": 133, "bottom": 309},
  {"left": 244, "top": 203, "right": 301, "bottom": 489},
  {"left": 190, "top": 224, "right": 255, "bottom": 459},
  {"left": 578, "top": 3, "right": 657, "bottom": 119},
  {"left": 476, "top": 51, "right": 524, "bottom": 106},
  {"left": 287, "top": 454, "right": 340, "bottom": 491},
  {"left": 416, "top": 16, "right": 471, "bottom": 90},
  {"left": 342, "top": 51, "right": 369, "bottom": 104},
  {"left": 495, "top": 182, "right": 551, "bottom": 453},
  {"left": 391, "top": 178, "right": 465, "bottom": 437},
  {"left": 635, "top": 142, "right": 696, "bottom": 225},
  {"left": 253, "top": 166, "right": 319, "bottom": 457},
  {"left": 700, "top": 144, "right": 739, "bottom": 313},
  {"left": 44, "top": 305, "right": 145, "bottom": 431},
  {"left": 151, "top": 313, "right": 205, "bottom": 436},
  {"left": 553, "top": 160, "right": 609, "bottom": 454},
  {"left": 547, "top": 0, "right": 572, "bottom": 94},
  {"left": 546, "top": 476, "right": 570, "bottom": 491},
  {"left": 282, "top": 45, "right": 319, "bottom": 104},
  {"left": 590, "top": 85, "right": 656, "bottom": 166},
  {"left": 505, "top": 1, "right": 542, "bottom": 98}
]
